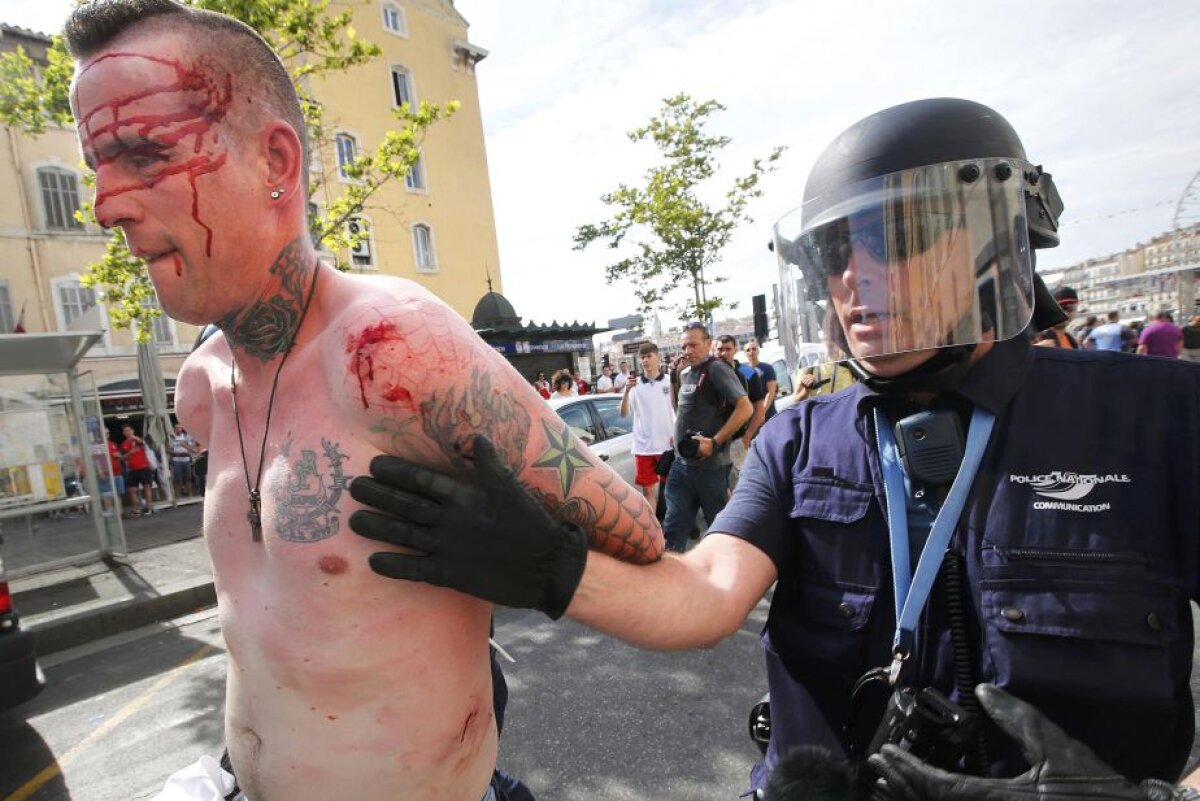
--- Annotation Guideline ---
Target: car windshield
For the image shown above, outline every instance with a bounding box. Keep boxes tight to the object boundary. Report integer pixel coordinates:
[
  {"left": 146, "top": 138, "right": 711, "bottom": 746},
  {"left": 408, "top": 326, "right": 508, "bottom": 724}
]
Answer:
[
  {"left": 555, "top": 402, "right": 596, "bottom": 443},
  {"left": 592, "top": 397, "right": 631, "bottom": 438}
]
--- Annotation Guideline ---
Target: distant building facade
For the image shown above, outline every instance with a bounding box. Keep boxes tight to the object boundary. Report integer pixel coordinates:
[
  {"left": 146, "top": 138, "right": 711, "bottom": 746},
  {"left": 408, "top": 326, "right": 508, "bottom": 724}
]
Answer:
[{"left": 1043, "top": 223, "right": 1199, "bottom": 322}]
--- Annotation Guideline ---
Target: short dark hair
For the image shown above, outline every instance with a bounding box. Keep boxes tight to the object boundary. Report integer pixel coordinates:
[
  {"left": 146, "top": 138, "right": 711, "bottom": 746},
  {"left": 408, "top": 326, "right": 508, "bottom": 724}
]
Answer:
[
  {"left": 554, "top": 374, "right": 573, "bottom": 390},
  {"left": 65, "top": 0, "right": 310, "bottom": 179},
  {"left": 682, "top": 321, "right": 710, "bottom": 339},
  {"left": 638, "top": 342, "right": 659, "bottom": 357},
  {"left": 718, "top": 334, "right": 738, "bottom": 347}
]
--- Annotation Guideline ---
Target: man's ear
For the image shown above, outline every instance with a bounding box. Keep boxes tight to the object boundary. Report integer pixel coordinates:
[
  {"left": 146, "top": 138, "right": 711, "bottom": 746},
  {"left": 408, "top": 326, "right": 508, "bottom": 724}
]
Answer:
[{"left": 262, "top": 120, "right": 304, "bottom": 197}]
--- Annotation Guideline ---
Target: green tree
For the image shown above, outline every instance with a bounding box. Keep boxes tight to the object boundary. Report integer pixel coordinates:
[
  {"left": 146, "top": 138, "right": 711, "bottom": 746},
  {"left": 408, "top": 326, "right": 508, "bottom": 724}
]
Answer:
[
  {"left": 0, "top": 0, "right": 458, "bottom": 340},
  {"left": 573, "top": 93, "right": 784, "bottom": 324}
]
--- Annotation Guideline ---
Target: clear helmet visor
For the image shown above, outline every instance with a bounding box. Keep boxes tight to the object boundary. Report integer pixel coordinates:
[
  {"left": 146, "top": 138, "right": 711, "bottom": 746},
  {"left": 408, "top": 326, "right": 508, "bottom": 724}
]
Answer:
[{"left": 774, "top": 158, "right": 1035, "bottom": 365}]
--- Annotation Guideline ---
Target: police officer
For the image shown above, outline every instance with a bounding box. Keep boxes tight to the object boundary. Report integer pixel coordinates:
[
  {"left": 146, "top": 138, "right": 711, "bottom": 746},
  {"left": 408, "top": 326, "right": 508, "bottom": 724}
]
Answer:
[{"left": 347, "top": 98, "right": 1200, "bottom": 799}]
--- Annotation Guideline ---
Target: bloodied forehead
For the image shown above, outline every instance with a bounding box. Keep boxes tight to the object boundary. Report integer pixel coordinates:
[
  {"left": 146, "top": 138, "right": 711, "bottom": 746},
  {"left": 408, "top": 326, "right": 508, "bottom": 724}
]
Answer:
[{"left": 72, "top": 41, "right": 235, "bottom": 167}]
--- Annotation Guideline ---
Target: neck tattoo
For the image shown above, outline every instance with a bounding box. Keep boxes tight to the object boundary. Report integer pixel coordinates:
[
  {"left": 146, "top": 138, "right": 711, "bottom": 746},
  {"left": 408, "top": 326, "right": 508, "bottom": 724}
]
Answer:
[{"left": 230, "top": 262, "right": 320, "bottom": 542}]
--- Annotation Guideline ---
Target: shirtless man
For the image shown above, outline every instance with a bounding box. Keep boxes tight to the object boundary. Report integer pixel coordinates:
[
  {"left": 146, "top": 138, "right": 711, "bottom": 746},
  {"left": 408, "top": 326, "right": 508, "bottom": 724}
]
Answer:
[{"left": 65, "top": 2, "right": 662, "bottom": 799}]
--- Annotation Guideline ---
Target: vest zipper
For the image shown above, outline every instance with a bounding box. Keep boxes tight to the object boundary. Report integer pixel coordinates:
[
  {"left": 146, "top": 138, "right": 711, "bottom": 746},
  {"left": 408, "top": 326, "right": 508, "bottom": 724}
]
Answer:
[{"left": 992, "top": 545, "right": 1146, "bottom": 565}]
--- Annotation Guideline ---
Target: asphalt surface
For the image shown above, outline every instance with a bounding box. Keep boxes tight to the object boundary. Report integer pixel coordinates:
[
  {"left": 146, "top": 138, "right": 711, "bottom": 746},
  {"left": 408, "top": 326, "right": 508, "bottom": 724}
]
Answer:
[{"left": 0, "top": 601, "right": 769, "bottom": 801}]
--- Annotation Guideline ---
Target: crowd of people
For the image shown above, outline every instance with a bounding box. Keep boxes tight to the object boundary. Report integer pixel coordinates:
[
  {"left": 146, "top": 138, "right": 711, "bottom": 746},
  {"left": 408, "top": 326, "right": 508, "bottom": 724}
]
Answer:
[
  {"left": 87, "top": 421, "right": 207, "bottom": 519},
  {"left": 1034, "top": 285, "right": 1199, "bottom": 360}
]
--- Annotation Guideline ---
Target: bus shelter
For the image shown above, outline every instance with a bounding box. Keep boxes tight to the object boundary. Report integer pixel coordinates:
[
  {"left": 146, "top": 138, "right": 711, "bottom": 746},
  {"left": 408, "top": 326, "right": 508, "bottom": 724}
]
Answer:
[{"left": 0, "top": 332, "right": 127, "bottom": 577}]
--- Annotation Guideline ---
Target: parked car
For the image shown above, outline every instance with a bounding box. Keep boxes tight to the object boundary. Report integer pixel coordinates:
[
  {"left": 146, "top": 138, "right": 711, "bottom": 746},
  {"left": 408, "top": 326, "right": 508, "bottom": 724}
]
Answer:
[
  {"left": 0, "top": 538, "right": 45, "bottom": 713},
  {"left": 547, "top": 394, "right": 636, "bottom": 487}
]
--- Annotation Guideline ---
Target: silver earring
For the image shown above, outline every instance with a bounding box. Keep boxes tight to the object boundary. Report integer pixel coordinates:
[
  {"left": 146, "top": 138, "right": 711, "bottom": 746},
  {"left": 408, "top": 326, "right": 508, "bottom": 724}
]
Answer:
[{"left": 270, "top": 188, "right": 284, "bottom": 199}]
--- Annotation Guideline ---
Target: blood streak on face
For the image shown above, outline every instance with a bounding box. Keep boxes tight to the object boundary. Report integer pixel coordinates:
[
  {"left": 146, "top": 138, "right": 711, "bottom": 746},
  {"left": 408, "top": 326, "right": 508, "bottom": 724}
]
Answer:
[
  {"left": 76, "top": 52, "right": 233, "bottom": 257},
  {"left": 346, "top": 322, "right": 404, "bottom": 410}
]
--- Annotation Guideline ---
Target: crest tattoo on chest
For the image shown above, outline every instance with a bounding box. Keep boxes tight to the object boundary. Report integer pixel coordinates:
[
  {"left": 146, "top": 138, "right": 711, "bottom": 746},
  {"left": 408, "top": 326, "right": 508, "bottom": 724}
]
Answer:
[{"left": 274, "top": 436, "right": 352, "bottom": 542}]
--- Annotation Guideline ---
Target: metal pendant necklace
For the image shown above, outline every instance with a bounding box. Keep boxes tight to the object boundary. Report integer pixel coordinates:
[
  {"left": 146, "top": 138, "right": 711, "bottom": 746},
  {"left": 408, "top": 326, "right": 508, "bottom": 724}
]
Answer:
[{"left": 230, "top": 263, "right": 320, "bottom": 542}]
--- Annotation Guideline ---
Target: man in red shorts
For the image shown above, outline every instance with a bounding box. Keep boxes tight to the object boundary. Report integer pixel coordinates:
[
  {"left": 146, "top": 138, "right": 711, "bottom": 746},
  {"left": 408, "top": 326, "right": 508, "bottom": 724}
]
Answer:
[
  {"left": 620, "top": 342, "right": 676, "bottom": 508},
  {"left": 119, "top": 423, "right": 155, "bottom": 516}
]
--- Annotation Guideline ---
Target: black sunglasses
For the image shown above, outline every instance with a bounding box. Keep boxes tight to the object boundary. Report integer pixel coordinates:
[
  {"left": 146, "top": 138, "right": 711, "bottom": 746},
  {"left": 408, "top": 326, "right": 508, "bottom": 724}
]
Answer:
[{"left": 800, "top": 209, "right": 960, "bottom": 276}]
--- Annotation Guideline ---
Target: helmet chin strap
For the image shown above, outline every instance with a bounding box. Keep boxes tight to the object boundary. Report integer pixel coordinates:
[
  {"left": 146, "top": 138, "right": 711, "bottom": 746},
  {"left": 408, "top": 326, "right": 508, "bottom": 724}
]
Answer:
[{"left": 847, "top": 345, "right": 976, "bottom": 396}]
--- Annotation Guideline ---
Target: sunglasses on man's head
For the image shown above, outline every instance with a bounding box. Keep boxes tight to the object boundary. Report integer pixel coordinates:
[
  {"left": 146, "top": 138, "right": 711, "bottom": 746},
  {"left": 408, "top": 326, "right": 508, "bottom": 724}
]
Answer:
[{"left": 799, "top": 208, "right": 960, "bottom": 276}]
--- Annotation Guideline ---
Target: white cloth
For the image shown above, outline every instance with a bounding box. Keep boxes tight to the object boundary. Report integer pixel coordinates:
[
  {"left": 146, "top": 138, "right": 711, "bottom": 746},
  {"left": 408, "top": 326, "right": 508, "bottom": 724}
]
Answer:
[
  {"left": 612, "top": 372, "right": 630, "bottom": 391},
  {"left": 152, "top": 755, "right": 242, "bottom": 801},
  {"left": 628, "top": 375, "right": 675, "bottom": 455},
  {"left": 595, "top": 375, "right": 614, "bottom": 393}
]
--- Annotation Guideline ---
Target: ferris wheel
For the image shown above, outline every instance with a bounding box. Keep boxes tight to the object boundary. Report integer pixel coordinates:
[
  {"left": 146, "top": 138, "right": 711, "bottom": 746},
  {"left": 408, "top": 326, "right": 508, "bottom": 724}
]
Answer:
[{"left": 1174, "top": 169, "right": 1200, "bottom": 232}]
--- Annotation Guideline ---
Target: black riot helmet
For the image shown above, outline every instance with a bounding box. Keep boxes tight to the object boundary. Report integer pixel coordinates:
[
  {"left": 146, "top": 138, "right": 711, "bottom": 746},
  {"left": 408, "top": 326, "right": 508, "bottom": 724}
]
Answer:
[{"left": 772, "top": 98, "right": 1066, "bottom": 388}]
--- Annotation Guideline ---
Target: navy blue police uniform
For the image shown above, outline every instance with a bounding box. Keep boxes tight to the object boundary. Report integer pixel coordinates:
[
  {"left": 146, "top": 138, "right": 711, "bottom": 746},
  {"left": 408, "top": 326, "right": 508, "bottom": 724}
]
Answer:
[{"left": 713, "top": 334, "right": 1200, "bottom": 790}]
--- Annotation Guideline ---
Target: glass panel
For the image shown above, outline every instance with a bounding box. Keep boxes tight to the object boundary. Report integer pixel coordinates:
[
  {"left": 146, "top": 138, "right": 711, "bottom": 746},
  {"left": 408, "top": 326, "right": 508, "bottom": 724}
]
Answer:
[
  {"left": 405, "top": 152, "right": 424, "bottom": 190},
  {"left": 0, "top": 375, "right": 103, "bottom": 573},
  {"left": 592, "top": 397, "right": 631, "bottom": 439},
  {"left": 79, "top": 370, "right": 126, "bottom": 556},
  {"left": 391, "top": 67, "right": 411, "bottom": 107},
  {"left": 554, "top": 403, "right": 596, "bottom": 443},
  {"left": 0, "top": 280, "right": 12, "bottom": 332},
  {"left": 413, "top": 224, "right": 433, "bottom": 269},
  {"left": 335, "top": 134, "right": 357, "bottom": 178}
]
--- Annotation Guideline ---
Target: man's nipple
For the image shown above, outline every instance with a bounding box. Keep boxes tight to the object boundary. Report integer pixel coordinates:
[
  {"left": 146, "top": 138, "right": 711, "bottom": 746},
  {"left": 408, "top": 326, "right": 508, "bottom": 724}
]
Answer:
[{"left": 318, "top": 554, "right": 349, "bottom": 575}]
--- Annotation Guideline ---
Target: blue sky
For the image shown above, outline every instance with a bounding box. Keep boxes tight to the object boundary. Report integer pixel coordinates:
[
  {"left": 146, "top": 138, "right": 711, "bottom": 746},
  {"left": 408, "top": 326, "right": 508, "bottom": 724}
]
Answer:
[{"left": 5, "top": 0, "right": 1198, "bottom": 329}]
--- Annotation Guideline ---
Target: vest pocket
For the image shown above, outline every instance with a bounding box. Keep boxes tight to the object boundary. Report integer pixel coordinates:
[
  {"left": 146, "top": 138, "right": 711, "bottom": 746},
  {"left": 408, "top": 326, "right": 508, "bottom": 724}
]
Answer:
[
  {"left": 979, "top": 581, "right": 1181, "bottom": 779},
  {"left": 790, "top": 477, "right": 874, "bottom": 524}
]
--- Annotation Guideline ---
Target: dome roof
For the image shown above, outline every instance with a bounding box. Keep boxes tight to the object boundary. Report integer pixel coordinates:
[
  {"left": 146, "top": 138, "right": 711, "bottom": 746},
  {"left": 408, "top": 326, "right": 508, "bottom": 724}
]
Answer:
[{"left": 471, "top": 291, "right": 521, "bottom": 329}]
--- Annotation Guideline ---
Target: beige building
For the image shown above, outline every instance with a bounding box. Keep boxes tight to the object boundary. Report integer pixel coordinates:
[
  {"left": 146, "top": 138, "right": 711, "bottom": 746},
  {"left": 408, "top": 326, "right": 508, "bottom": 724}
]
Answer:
[
  {"left": 1045, "top": 223, "right": 1199, "bottom": 323},
  {"left": 0, "top": 0, "right": 501, "bottom": 414}
]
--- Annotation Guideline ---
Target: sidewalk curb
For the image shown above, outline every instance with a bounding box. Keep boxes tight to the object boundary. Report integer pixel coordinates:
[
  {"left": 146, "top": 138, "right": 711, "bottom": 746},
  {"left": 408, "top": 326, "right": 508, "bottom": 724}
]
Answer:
[{"left": 25, "top": 578, "right": 216, "bottom": 656}]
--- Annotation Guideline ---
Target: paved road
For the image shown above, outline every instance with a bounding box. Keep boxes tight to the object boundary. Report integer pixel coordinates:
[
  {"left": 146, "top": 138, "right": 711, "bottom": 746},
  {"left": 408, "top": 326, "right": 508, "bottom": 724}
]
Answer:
[
  {"left": 7, "top": 595, "right": 1199, "bottom": 801},
  {"left": 0, "top": 600, "right": 769, "bottom": 801}
]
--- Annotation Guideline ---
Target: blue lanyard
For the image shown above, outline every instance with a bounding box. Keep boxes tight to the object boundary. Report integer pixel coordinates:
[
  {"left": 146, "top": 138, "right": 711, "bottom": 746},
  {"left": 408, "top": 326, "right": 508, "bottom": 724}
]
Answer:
[{"left": 873, "top": 405, "right": 995, "bottom": 684}]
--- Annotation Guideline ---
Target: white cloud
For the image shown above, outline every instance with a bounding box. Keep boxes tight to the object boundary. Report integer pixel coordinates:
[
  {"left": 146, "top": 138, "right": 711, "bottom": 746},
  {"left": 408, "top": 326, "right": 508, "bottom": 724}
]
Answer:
[{"left": 464, "top": 0, "right": 1200, "bottom": 326}]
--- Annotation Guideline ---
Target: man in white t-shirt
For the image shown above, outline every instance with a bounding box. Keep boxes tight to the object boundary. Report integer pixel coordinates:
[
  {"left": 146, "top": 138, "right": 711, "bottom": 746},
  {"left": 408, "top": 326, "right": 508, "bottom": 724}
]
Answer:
[
  {"left": 619, "top": 343, "right": 676, "bottom": 507},
  {"left": 613, "top": 361, "right": 631, "bottom": 391},
  {"left": 595, "top": 364, "right": 615, "bottom": 393}
]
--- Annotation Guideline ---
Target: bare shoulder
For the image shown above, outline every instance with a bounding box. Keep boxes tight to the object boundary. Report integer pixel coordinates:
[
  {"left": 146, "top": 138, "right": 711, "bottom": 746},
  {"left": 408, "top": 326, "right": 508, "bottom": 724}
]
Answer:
[
  {"left": 321, "top": 272, "right": 524, "bottom": 471},
  {"left": 175, "top": 332, "right": 229, "bottom": 448}
]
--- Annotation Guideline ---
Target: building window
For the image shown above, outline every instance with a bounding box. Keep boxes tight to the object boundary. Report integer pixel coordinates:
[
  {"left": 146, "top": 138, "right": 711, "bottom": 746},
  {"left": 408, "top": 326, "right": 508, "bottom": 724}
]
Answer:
[
  {"left": 348, "top": 216, "right": 375, "bottom": 269},
  {"left": 335, "top": 133, "right": 359, "bottom": 180},
  {"left": 381, "top": 2, "right": 407, "bottom": 36},
  {"left": 390, "top": 65, "right": 413, "bottom": 109},
  {"left": 56, "top": 279, "right": 97, "bottom": 327},
  {"left": 307, "top": 202, "right": 322, "bottom": 248},
  {"left": 38, "top": 167, "right": 83, "bottom": 231},
  {"left": 405, "top": 151, "right": 426, "bottom": 191},
  {"left": 0, "top": 280, "right": 12, "bottom": 332},
  {"left": 412, "top": 223, "right": 436, "bottom": 273},
  {"left": 143, "top": 294, "right": 175, "bottom": 347}
]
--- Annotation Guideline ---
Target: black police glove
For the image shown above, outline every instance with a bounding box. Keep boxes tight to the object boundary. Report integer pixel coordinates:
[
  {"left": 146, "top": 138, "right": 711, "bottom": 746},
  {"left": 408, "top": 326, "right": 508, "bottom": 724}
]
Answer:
[
  {"left": 868, "top": 681, "right": 1176, "bottom": 801},
  {"left": 348, "top": 435, "right": 587, "bottom": 619},
  {"left": 868, "top": 684, "right": 1194, "bottom": 801}
]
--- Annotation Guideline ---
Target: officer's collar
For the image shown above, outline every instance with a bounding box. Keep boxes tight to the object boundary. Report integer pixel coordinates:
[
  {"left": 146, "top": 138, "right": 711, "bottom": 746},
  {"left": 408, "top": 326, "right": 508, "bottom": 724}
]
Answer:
[{"left": 853, "top": 334, "right": 1032, "bottom": 416}]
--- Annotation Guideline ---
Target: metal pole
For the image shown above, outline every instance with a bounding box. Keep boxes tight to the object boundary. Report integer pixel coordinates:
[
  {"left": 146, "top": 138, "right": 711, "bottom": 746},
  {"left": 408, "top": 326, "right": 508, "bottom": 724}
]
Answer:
[{"left": 67, "top": 368, "right": 112, "bottom": 556}]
